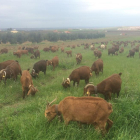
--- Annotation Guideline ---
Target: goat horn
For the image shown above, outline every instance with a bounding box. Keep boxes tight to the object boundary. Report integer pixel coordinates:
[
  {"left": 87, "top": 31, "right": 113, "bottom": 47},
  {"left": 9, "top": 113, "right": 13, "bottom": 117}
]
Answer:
[
  {"left": 49, "top": 97, "right": 57, "bottom": 106},
  {"left": 0, "top": 70, "right": 3, "bottom": 74},
  {"left": 67, "top": 78, "right": 70, "bottom": 83},
  {"left": 3, "top": 71, "right": 6, "bottom": 77},
  {"left": 84, "top": 83, "right": 94, "bottom": 88}
]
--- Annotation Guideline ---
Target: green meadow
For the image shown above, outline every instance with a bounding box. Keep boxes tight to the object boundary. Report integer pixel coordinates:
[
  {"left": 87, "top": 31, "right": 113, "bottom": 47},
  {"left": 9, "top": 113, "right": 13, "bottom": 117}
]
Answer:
[{"left": 0, "top": 34, "right": 140, "bottom": 140}]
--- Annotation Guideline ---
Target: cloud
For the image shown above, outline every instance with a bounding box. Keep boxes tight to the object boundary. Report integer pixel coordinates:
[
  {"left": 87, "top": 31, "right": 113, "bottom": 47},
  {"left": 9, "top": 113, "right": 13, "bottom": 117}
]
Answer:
[
  {"left": 122, "top": 9, "right": 140, "bottom": 15},
  {"left": 80, "top": 0, "right": 140, "bottom": 14},
  {"left": 0, "top": 0, "right": 140, "bottom": 28}
]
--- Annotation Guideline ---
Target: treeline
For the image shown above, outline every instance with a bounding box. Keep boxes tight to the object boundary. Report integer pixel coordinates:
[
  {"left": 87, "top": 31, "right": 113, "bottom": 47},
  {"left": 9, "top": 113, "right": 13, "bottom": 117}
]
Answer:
[{"left": 0, "top": 31, "right": 105, "bottom": 44}]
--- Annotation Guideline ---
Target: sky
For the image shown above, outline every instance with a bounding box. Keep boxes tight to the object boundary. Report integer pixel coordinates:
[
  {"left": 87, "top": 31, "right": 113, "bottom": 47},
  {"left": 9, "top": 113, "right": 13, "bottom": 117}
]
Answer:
[{"left": 0, "top": 0, "right": 140, "bottom": 29}]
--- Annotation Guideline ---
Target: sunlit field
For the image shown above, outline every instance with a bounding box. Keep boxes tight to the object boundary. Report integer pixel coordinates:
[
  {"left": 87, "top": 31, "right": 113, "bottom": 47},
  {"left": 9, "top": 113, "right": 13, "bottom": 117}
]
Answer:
[{"left": 0, "top": 33, "right": 140, "bottom": 140}]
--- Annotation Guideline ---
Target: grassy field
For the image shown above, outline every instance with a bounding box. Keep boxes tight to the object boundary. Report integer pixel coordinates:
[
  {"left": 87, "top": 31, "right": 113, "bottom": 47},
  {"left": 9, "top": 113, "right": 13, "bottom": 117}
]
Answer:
[{"left": 0, "top": 33, "right": 140, "bottom": 140}]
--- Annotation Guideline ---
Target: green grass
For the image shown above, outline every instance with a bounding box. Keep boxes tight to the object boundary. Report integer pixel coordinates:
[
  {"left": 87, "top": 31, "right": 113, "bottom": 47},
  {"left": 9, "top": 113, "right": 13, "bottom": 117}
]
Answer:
[{"left": 0, "top": 35, "right": 140, "bottom": 140}]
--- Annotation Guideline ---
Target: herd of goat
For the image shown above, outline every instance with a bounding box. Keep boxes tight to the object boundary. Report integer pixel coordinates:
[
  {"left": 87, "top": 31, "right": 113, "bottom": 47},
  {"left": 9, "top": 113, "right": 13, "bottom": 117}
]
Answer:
[{"left": 0, "top": 39, "right": 139, "bottom": 135}]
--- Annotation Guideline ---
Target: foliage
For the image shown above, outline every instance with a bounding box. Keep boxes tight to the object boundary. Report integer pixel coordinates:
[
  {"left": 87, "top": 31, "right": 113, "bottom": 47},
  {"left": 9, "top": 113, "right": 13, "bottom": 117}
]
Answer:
[
  {"left": 7, "top": 28, "right": 12, "bottom": 31},
  {"left": 0, "top": 30, "right": 105, "bottom": 44}
]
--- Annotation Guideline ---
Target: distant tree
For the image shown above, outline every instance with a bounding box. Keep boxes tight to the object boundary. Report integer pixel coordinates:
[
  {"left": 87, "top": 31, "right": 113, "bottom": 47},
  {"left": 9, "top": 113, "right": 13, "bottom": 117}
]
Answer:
[
  {"left": 28, "top": 32, "right": 36, "bottom": 43},
  {"left": 2, "top": 32, "right": 17, "bottom": 44},
  {"left": 70, "top": 33, "right": 77, "bottom": 40},
  {"left": 78, "top": 33, "right": 85, "bottom": 39},
  {"left": 7, "top": 28, "right": 12, "bottom": 31},
  {"left": 17, "top": 33, "right": 25, "bottom": 44},
  {"left": 36, "top": 33, "right": 43, "bottom": 43},
  {"left": 1, "top": 33, "right": 7, "bottom": 44},
  {"left": 60, "top": 33, "right": 68, "bottom": 41},
  {"left": 47, "top": 33, "right": 59, "bottom": 42},
  {"left": 0, "top": 30, "right": 105, "bottom": 44}
]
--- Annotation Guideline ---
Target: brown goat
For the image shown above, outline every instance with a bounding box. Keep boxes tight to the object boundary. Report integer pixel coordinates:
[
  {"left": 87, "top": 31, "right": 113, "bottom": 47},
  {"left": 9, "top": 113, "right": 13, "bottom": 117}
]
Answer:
[
  {"left": 61, "top": 47, "right": 64, "bottom": 52},
  {"left": 0, "top": 48, "right": 8, "bottom": 54},
  {"left": 62, "top": 66, "right": 92, "bottom": 87},
  {"left": 94, "top": 50, "right": 102, "bottom": 58},
  {"left": 13, "top": 51, "right": 22, "bottom": 58},
  {"left": 45, "top": 96, "right": 113, "bottom": 135},
  {"left": 30, "top": 55, "right": 35, "bottom": 59},
  {"left": 20, "top": 69, "right": 38, "bottom": 99},
  {"left": 119, "top": 47, "right": 124, "bottom": 53},
  {"left": 20, "top": 50, "right": 28, "bottom": 55},
  {"left": 108, "top": 48, "right": 116, "bottom": 56},
  {"left": 65, "top": 50, "right": 72, "bottom": 57},
  {"left": 34, "top": 50, "right": 40, "bottom": 59},
  {"left": 84, "top": 73, "right": 122, "bottom": 100},
  {"left": 31, "top": 60, "right": 48, "bottom": 78},
  {"left": 0, "top": 61, "right": 22, "bottom": 84},
  {"left": 76, "top": 53, "right": 82, "bottom": 64},
  {"left": 0, "top": 60, "right": 15, "bottom": 71},
  {"left": 91, "top": 59, "right": 103, "bottom": 76},
  {"left": 51, "top": 46, "right": 58, "bottom": 52},
  {"left": 127, "top": 50, "right": 135, "bottom": 58},
  {"left": 47, "top": 56, "right": 59, "bottom": 70},
  {"left": 43, "top": 47, "right": 50, "bottom": 52}
]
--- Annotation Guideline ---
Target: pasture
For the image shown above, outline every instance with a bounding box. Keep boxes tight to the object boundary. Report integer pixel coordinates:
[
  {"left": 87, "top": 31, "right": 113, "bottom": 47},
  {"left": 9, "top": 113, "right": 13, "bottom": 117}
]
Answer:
[{"left": 0, "top": 33, "right": 140, "bottom": 140}]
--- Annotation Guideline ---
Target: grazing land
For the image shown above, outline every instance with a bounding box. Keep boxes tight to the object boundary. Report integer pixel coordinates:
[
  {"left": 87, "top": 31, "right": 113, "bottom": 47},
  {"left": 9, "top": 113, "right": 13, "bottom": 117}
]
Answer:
[{"left": 0, "top": 31, "right": 140, "bottom": 140}]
